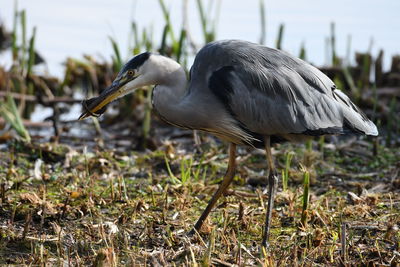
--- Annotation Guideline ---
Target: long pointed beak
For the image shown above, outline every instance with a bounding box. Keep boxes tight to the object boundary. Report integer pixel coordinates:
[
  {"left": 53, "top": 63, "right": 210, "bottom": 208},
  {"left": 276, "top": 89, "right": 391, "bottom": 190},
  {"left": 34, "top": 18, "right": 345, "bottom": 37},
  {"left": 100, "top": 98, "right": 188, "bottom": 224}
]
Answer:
[{"left": 78, "top": 80, "right": 125, "bottom": 120}]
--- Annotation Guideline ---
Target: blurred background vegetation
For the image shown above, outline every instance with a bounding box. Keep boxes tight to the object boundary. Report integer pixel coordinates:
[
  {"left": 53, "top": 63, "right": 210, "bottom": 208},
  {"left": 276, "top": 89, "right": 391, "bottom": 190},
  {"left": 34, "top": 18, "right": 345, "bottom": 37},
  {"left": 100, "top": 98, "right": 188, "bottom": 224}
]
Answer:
[{"left": 0, "top": 0, "right": 398, "bottom": 148}]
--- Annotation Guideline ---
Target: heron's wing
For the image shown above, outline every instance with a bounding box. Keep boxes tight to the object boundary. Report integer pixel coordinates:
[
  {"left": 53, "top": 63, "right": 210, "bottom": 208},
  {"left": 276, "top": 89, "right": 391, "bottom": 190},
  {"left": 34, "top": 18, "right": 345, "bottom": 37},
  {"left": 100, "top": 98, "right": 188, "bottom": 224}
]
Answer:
[{"left": 204, "top": 41, "right": 377, "bottom": 137}]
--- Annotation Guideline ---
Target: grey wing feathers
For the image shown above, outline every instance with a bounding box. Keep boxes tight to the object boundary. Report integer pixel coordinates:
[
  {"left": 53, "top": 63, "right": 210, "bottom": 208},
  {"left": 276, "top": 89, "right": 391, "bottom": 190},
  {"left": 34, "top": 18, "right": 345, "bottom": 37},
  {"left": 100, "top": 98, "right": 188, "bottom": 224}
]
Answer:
[
  {"left": 196, "top": 40, "right": 378, "bottom": 137},
  {"left": 331, "top": 89, "right": 378, "bottom": 135}
]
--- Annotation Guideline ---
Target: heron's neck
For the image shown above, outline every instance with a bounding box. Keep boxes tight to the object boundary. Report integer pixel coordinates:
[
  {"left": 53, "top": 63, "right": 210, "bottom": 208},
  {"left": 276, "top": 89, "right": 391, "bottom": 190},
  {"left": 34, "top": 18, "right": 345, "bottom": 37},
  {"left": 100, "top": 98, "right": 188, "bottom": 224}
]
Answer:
[
  {"left": 151, "top": 58, "right": 190, "bottom": 127},
  {"left": 156, "top": 67, "right": 188, "bottom": 101}
]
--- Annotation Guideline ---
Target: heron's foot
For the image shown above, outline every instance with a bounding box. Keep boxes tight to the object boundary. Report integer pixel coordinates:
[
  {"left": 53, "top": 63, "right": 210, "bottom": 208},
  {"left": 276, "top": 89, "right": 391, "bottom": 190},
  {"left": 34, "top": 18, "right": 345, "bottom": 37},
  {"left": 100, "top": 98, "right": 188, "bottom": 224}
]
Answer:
[
  {"left": 186, "top": 228, "right": 197, "bottom": 237},
  {"left": 261, "top": 239, "right": 271, "bottom": 250},
  {"left": 261, "top": 170, "right": 278, "bottom": 250},
  {"left": 193, "top": 141, "right": 207, "bottom": 155},
  {"left": 269, "top": 170, "right": 278, "bottom": 179},
  {"left": 268, "top": 171, "right": 278, "bottom": 192},
  {"left": 260, "top": 242, "right": 273, "bottom": 261}
]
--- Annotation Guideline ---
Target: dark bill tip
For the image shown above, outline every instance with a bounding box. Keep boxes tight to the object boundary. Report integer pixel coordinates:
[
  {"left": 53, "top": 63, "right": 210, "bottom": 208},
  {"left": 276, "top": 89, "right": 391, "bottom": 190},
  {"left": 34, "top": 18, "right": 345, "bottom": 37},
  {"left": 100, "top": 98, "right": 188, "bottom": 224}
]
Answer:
[
  {"left": 78, "top": 97, "right": 108, "bottom": 120},
  {"left": 77, "top": 79, "right": 124, "bottom": 120}
]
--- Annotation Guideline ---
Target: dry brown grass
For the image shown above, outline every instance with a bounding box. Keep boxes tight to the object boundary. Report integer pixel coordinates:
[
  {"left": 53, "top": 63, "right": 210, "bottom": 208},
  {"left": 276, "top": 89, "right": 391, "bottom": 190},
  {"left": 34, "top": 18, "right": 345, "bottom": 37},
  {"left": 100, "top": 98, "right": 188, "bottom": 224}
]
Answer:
[{"left": 0, "top": 137, "right": 399, "bottom": 266}]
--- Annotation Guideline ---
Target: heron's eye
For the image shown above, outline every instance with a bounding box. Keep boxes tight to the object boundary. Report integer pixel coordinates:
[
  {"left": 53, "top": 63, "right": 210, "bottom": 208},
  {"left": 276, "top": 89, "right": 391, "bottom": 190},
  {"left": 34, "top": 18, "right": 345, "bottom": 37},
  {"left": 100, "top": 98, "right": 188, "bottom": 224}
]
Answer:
[{"left": 127, "top": 70, "right": 135, "bottom": 77}]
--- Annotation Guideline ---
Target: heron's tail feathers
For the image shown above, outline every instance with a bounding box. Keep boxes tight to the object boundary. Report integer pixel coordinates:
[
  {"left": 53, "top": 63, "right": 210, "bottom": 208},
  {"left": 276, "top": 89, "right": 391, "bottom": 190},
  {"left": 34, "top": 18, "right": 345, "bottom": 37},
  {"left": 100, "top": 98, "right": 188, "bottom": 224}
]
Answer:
[{"left": 333, "top": 89, "right": 378, "bottom": 136}]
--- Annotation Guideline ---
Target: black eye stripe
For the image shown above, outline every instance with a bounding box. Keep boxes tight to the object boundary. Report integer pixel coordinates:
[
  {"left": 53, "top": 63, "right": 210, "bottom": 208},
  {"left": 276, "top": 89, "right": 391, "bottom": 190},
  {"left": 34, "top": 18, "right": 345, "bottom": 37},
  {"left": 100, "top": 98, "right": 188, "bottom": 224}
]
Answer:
[{"left": 120, "top": 52, "right": 150, "bottom": 74}]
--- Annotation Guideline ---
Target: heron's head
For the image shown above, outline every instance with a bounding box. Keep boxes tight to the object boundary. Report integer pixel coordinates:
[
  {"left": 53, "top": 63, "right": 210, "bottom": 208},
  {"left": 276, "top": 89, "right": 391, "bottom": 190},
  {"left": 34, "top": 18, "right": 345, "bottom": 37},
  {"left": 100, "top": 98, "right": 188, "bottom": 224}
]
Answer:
[{"left": 79, "top": 52, "right": 157, "bottom": 120}]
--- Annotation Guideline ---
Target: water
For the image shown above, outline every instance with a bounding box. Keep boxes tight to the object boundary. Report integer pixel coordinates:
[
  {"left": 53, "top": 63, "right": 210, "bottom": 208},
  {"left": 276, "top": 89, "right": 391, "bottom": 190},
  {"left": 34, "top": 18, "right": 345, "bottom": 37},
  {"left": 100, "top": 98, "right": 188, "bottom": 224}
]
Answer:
[{"left": 0, "top": 0, "right": 399, "bottom": 78}]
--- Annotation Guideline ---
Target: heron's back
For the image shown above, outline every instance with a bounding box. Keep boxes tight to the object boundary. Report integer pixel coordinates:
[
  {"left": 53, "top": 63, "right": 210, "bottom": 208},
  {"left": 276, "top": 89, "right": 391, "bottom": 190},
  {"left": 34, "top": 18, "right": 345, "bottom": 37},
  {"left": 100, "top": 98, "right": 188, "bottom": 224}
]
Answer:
[{"left": 187, "top": 40, "right": 377, "bottom": 147}]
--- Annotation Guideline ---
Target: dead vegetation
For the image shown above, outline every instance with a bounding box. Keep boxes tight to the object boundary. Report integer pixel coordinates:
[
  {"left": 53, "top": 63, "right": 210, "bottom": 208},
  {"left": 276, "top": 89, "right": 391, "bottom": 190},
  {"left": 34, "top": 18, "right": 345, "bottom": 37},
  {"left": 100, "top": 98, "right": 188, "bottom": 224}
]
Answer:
[
  {"left": 1, "top": 3, "right": 400, "bottom": 265},
  {"left": 0, "top": 136, "right": 399, "bottom": 266}
]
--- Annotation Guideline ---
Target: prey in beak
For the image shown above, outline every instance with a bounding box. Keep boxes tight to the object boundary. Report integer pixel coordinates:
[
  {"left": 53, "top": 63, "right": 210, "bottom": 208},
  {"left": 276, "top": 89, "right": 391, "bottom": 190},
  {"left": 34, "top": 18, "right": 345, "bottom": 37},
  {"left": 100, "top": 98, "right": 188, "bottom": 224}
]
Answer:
[
  {"left": 78, "top": 51, "right": 151, "bottom": 120},
  {"left": 78, "top": 80, "right": 126, "bottom": 120}
]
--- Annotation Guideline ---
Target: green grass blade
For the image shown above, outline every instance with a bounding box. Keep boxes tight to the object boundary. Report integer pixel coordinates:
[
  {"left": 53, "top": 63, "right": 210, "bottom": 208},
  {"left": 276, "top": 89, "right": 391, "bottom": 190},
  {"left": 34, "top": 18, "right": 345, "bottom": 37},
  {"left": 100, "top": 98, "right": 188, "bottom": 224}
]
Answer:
[
  {"left": 144, "top": 25, "right": 154, "bottom": 51},
  {"left": 176, "top": 29, "right": 186, "bottom": 63},
  {"left": 386, "top": 97, "right": 396, "bottom": 147},
  {"left": 131, "top": 22, "right": 140, "bottom": 55},
  {"left": 196, "top": 0, "right": 218, "bottom": 43},
  {"left": 306, "top": 139, "right": 312, "bottom": 152},
  {"left": 196, "top": 0, "right": 207, "bottom": 43},
  {"left": 108, "top": 36, "right": 122, "bottom": 71},
  {"left": 283, "top": 151, "right": 294, "bottom": 191},
  {"left": 0, "top": 94, "right": 31, "bottom": 142},
  {"left": 164, "top": 156, "right": 180, "bottom": 185},
  {"left": 20, "top": 9, "right": 27, "bottom": 72},
  {"left": 330, "top": 22, "right": 338, "bottom": 66},
  {"left": 372, "top": 83, "right": 378, "bottom": 123},
  {"left": 283, "top": 169, "right": 288, "bottom": 192},
  {"left": 159, "top": 24, "right": 169, "bottom": 55},
  {"left": 301, "top": 170, "right": 310, "bottom": 226},
  {"left": 193, "top": 155, "right": 205, "bottom": 181},
  {"left": 142, "top": 89, "right": 152, "bottom": 148},
  {"left": 11, "top": 1, "right": 19, "bottom": 64},
  {"left": 318, "top": 136, "right": 325, "bottom": 154},
  {"left": 158, "top": 0, "right": 175, "bottom": 43},
  {"left": 342, "top": 66, "right": 359, "bottom": 100},
  {"left": 299, "top": 42, "right": 306, "bottom": 60},
  {"left": 26, "top": 26, "right": 36, "bottom": 78},
  {"left": 141, "top": 28, "right": 147, "bottom": 49},
  {"left": 276, "top": 23, "right": 284, "bottom": 50}
]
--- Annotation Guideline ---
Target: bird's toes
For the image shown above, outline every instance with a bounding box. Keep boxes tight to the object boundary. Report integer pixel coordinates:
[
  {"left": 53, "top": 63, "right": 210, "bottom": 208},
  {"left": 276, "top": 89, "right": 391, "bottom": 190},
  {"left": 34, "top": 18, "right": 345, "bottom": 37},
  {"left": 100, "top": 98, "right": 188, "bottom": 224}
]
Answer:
[{"left": 186, "top": 229, "right": 196, "bottom": 237}]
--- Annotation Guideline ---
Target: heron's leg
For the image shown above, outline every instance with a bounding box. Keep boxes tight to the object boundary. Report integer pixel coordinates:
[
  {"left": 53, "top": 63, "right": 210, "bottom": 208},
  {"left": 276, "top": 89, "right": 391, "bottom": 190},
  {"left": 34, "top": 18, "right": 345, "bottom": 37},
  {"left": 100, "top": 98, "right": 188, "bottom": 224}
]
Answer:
[
  {"left": 193, "top": 130, "right": 201, "bottom": 146},
  {"left": 189, "top": 143, "right": 236, "bottom": 235},
  {"left": 261, "top": 136, "right": 278, "bottom": 248}
]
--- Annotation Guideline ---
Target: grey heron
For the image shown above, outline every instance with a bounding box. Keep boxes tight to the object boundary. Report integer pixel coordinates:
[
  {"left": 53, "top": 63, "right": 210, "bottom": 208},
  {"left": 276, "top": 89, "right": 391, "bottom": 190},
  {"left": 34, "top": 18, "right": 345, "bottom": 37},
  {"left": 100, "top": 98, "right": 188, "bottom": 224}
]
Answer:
[{"left": 79, "top": 40, "right": 378, "bottom": 247}]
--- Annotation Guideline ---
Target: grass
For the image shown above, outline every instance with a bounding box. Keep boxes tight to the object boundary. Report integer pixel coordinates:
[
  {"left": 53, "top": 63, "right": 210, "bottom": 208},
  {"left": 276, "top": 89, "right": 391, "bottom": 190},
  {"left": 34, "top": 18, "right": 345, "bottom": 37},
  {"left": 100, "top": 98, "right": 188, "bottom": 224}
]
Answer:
[
  {"left": 281, "top": 151, "right": 294, "bottom": 191},
  {"left": 0, "top": 94, "right": 31, "bottom": 143},
  {"left": 196, "top": 0, "right": 220, "bottom": 44},
  {"left": 300, "top": 170, "right": 310, "bottom": 227},
  {"left": 0, "top": 138, "right": 399, "bottom": 265},
  {"left": 1, "top": 2, "right": 399, "bottom": 266},
  {"left": 276, "top": 23, "right": 285, "bottom": 50}
]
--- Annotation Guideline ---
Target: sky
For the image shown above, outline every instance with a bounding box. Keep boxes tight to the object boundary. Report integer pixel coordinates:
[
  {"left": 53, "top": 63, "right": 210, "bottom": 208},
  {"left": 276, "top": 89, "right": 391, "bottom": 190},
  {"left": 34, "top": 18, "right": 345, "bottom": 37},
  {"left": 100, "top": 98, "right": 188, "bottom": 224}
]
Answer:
[{"left": 0, "top": 0, "right": 399, "bottom": 77}]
